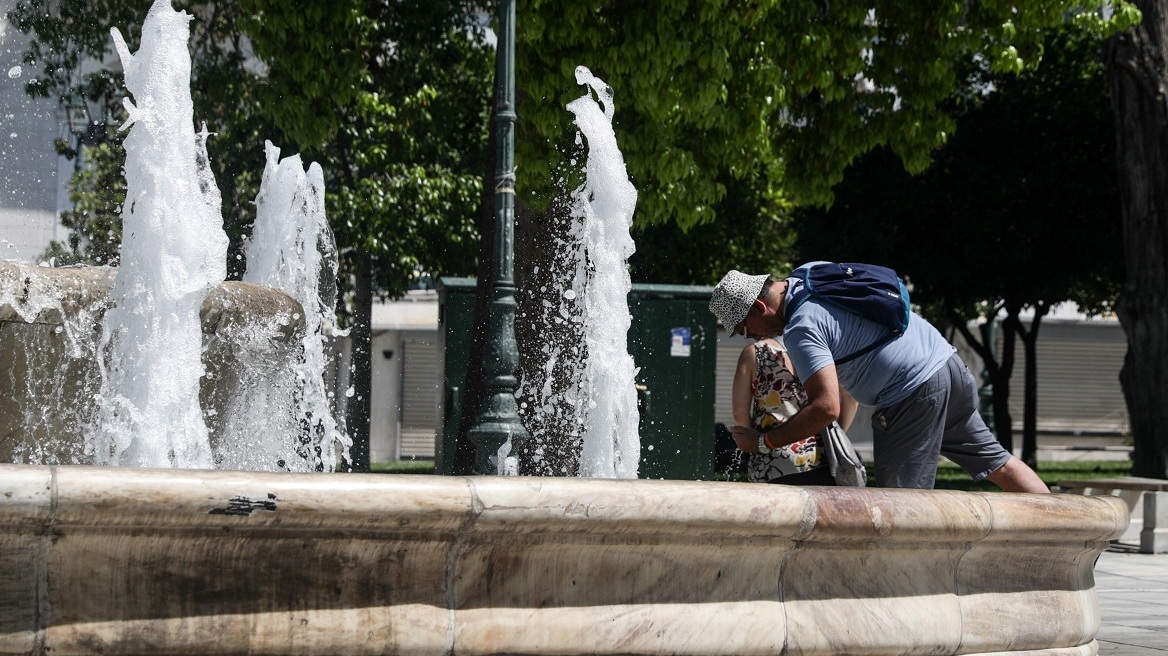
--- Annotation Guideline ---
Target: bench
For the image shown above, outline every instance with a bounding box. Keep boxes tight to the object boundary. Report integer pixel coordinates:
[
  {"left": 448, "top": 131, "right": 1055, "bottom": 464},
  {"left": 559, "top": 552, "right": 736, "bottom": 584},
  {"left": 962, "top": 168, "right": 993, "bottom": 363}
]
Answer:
[{"left": 1057, "top": 477, "right": 1168, "bottom": 554}]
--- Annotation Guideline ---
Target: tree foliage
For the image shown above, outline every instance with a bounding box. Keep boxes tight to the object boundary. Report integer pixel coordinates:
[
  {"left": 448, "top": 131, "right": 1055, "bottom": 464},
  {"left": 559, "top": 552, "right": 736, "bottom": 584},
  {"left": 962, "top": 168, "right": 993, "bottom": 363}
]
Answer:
[
  {"left": 795, "top": 24, "right": 1123, "bottom": 462},
  {"left": 320, "top": 0, "right": 492, "bottom": 298},
  {"left": 627, "top": 176, "right": 799, "bottom": 285},
  {"left": 516, "top": 0, "right": 1139, "bottom": 234},
  {"left": 237, "top": 0, "right": 494, "bottom": 296},
  {"left": 41, "top": 143, "right": 126, "bottom": 267}
]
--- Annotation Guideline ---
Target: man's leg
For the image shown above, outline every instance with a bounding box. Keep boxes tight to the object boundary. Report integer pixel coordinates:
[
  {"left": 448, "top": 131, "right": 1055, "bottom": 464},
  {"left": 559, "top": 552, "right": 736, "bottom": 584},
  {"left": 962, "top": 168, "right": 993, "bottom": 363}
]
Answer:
[
  {"left": 871, "top": 369, "right": 949, "bottom": 489},
  {"left": 939, "top": 356, "right": 1049, "bottom": 493},
  {"left": 985, "top": 457, "right": 1050, "bottom": 493}
]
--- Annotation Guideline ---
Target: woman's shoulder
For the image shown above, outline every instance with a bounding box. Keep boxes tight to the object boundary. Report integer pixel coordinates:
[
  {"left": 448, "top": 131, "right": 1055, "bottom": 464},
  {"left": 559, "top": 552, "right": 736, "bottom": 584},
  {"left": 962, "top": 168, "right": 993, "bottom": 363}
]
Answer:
[
  {"left": 738, "top": 336, "right": 784, "bottom": 352},
  {"left": 736, "top": 341, "right": 759, "bottom": 369},
  {"left": 738, "top": 339, "right": 783, "bottom": 370},
  {"left": 754, "top": 338, "right": 785, "bottom": 354}
]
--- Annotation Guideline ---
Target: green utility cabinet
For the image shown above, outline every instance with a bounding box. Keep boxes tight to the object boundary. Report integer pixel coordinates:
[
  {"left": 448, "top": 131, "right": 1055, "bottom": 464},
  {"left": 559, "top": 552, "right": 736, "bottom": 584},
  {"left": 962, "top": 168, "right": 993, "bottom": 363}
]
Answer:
[{"left": 435, "top": 278, "right": 717, "bottom": 480}]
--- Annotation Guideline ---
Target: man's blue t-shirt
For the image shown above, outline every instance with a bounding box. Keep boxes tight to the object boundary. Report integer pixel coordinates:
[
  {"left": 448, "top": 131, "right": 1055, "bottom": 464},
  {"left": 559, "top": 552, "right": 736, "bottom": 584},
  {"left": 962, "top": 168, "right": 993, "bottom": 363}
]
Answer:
[{"left": 782, "top": 265, "right": 954, "bottom": 409}]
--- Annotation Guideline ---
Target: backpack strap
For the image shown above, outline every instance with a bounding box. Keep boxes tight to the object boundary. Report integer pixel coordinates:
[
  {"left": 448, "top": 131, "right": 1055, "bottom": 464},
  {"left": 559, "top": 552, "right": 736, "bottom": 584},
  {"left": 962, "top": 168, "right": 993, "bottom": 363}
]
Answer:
[
  {"left": 834, "top": 332, "right": 898, "bottom": 365},
  {"left": 782, "top": 270, "right": 811, "bottom": 322},
  {"left": 782, "top": 265, "right": 903, "bottom": 365}
]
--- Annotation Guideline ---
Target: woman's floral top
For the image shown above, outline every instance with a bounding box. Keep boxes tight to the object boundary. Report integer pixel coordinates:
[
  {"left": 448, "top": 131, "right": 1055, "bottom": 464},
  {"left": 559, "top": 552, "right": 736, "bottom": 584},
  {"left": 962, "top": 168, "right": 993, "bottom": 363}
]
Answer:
[{"left": 748, "top": 340, "right": 824, "bottom": 483}]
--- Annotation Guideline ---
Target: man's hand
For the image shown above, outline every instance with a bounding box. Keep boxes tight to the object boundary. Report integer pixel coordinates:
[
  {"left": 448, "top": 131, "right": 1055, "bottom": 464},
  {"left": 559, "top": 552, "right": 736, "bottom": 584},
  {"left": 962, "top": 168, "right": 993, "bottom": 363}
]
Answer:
[{"left": 731, "top": 425, "right": 763, "bottom": 453}]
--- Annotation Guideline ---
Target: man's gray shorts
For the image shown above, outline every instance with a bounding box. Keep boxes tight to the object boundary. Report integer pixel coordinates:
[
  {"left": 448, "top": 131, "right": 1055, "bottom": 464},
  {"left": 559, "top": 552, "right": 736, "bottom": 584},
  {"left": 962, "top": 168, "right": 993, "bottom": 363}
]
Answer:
[{"left": 871, "top": 353, "right": 1011, "bottom": 489}]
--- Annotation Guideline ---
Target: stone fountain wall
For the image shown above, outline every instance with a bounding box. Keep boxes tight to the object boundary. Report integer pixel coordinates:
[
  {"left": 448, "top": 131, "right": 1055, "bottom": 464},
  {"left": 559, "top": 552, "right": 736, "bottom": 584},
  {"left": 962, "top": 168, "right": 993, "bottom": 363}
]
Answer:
[
  {"left": 0, "top": 465, "right": 1127, "bottom": 656},
  {"left": 0, "top": 262, "right": 304, "bottom": 464}
]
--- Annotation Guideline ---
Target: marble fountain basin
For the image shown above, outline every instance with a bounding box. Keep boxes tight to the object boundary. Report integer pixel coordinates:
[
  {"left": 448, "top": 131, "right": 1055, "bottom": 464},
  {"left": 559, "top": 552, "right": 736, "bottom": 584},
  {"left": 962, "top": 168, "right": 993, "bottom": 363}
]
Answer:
[
  {"left": 0, "top": 465, "right": 1127, "bottom": 656},
  {"left": 0, "top": 261, "right": 305, "bottom": 465}
]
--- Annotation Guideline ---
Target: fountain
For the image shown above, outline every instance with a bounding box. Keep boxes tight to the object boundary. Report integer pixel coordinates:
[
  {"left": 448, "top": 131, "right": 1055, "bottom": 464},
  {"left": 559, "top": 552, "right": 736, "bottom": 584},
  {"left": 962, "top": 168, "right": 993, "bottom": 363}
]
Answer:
[
  {"left": 0, "top": 1, "right": 1129, "bottom": 655},
  {"left": 0, "top": 259, "right": 309, "bottom": 466},
  {"left": 231, "top": 141, "right": 348, "bottom": 472},
  {"left": 89, "top": 5, "right": 230, "bottom": 469},
  {"left": 567, "top": 66, "right": 642, "bottom": 479},
  {"left": 1, "top": 0, "right": 344, "bottom": 473},
  {"left": 516, "top": 66, "right": 642, "bottom": 479}
]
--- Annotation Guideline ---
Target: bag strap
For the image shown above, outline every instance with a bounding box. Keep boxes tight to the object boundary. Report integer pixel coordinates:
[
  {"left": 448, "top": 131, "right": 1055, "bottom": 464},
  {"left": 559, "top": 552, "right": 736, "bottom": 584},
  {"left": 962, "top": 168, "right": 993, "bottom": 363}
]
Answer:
[
  {"left": 784, "top": 267, "right": 899, "bottom": 365},
  {"left": 834, "top": 332, "right": 897, "bottom": 365}
]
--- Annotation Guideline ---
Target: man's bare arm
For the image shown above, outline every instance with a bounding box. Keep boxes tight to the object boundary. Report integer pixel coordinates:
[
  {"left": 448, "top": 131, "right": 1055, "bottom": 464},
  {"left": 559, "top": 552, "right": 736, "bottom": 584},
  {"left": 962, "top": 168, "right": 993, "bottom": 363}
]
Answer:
[{"left": 731, "top": 365, "right": 840, "bottom": 452}]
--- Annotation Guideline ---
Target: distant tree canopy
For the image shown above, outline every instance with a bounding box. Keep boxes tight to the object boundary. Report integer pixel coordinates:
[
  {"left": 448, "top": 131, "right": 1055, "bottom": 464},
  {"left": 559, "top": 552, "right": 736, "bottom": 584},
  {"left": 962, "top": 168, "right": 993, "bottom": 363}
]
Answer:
[
  {"left": 508, "top": 0, "right": 1138, "bottom": 295},
  {"left": 41, "top": 142, "right": 125, "bottom": 268},
  {"left": 516, "top": 1, "right": 1137, "bottom": 229},
  {"left": 795, "top": 24, "right": 1123, "bottom": 462},
  {"left": 798, "top": 25, "right": 1121, "bottom": 312},
  {"left": 13, "top": 0, "right": 1138, "bottom": 290}
]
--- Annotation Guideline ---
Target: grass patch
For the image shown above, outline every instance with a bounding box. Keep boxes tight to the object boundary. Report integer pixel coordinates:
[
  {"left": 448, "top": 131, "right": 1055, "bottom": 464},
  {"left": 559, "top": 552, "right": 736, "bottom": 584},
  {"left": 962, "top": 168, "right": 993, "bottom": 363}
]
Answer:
[
  {"left": 931, "top": 459, "right": 1132, "bottom": 492},
  {"left": 367, "top": 458, "right": 1133, "bottom": 490}
]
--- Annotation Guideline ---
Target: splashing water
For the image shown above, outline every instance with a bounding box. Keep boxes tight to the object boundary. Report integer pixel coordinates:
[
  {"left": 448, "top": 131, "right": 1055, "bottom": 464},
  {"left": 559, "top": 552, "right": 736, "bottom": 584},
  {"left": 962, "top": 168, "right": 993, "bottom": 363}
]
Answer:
[
  {"left": 0, "top": 265, "right": 110, "bottom": 464},
  {"left": 87, "top": 0, "right": 229, "bottom": 467},
  {"left": 234, "top": 141, "right": 350, "bottom": 471},
  {"left": 566, "top": 66, "right": 641, "bottom": 479}
]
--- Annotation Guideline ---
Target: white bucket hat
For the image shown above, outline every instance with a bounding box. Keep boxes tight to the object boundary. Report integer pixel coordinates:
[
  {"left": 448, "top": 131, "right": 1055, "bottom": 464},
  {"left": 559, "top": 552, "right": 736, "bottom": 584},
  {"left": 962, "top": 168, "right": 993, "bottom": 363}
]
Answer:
[{"left": 710, "top": 270, "right": 769, "bottom": 333}]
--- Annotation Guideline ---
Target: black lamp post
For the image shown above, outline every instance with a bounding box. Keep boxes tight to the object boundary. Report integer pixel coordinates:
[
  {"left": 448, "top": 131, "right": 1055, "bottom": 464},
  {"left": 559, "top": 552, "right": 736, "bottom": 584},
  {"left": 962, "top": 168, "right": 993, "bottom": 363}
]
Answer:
[{"left": 465, "top": 0, "right": 529, "bottom": 475}]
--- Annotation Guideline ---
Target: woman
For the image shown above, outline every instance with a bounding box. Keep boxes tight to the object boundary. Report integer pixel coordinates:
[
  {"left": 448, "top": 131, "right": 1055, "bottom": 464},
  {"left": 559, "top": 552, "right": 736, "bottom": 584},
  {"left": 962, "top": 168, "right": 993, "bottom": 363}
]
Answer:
[{"left": 732, "top": 337, "right": 858, "bottom": 485}]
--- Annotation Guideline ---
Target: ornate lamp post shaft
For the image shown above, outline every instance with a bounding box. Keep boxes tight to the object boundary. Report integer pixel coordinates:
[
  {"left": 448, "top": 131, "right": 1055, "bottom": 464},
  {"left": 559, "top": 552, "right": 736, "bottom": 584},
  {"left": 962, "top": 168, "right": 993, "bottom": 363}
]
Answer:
[{"left": 467, "top": 0, "right": 529, "bottom": 474}]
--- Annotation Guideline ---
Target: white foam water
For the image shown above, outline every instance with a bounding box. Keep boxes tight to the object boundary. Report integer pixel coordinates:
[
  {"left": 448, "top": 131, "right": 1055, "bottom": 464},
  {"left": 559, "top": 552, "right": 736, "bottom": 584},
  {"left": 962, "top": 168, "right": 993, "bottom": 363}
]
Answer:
[
  {"left": 566, "top": 66, "right": 641, "bottom": 479},
  {"left": 87, "top": 0, "right": 228, "bottom": 467},
  {"left": 235, "top": 141, "right": 349, "bottom": 471}
]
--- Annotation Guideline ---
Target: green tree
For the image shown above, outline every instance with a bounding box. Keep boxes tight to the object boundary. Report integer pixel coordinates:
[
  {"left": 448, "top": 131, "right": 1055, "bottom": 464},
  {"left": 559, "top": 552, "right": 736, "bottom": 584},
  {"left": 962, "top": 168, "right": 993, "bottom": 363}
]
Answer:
[
  {"left": 315, "top": 1, "right": 493, "bottom": 469},
  {"left": 516, "top": 0, "right": 1137, "bottom": 224},
  {"left": 42, "top": 142, "right": 126, "bottom": 267},
  {"left": 796, "top": 25, "right": 1122, "bottom": 465},
  {"left": 627, "top": 176, "right": 798, "bottom": 285}
]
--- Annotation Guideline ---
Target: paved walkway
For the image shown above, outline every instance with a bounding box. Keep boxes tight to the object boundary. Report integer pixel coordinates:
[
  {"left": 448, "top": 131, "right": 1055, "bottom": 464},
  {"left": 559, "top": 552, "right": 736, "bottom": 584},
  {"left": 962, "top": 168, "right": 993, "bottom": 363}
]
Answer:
[{"left": 1095, "top": 547, "right": 1168, "bottom": 654}]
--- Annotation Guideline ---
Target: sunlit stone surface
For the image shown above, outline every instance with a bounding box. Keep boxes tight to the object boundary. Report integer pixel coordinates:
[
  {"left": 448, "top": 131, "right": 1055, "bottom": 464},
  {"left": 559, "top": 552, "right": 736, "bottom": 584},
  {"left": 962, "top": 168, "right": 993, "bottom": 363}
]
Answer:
[{"left": 0, "top": 466, "right": 1127, "bottom": 656}]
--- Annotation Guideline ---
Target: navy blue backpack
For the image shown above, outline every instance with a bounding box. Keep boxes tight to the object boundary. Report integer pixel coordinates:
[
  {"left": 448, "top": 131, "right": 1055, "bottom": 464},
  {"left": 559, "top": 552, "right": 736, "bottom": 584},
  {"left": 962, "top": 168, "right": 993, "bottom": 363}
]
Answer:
[{"left": 785, "top": 262, "right": 911, "bottom": 364}]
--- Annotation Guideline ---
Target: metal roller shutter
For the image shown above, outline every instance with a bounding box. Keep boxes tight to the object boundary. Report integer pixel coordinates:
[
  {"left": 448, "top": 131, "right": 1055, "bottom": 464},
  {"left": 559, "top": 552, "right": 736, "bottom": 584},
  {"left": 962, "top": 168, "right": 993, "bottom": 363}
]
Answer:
[
  {"left": 715, "top": 339, "right": 745, "bottom": 427},
  {"left": 1004, "top": 321, "right": 1129, "bottom": 434},
  {"left": 400, "top": 335, "right": 440, "bottom": 458}
]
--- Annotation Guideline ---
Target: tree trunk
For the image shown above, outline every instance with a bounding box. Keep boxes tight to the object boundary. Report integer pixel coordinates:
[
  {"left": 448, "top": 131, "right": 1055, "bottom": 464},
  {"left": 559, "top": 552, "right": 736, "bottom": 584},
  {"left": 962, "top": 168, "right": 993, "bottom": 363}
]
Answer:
[
  {"left": 951, "top": 308, "right": 1015, "bottom": 454},
  {"left": 1108, "top": 1, "right": 1168, "bottom": 479},
  {"left": 346, "top": 249, "right": 372, "bottom": 472},
  {"left": 1010, "top": 302, "right": 1047, "bottom": 469},
  {"left": 993, "top": 313, "right": 1018, "bottom": 454}
]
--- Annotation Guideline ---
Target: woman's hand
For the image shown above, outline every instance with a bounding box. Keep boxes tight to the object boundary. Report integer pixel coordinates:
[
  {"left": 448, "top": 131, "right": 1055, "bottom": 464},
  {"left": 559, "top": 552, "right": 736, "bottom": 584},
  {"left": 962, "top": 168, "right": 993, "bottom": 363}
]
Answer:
[{"left": 731, "top": 424, "right": 763, "bottom": 453}]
